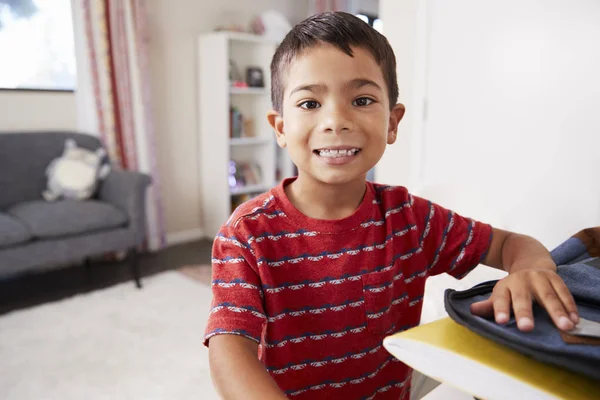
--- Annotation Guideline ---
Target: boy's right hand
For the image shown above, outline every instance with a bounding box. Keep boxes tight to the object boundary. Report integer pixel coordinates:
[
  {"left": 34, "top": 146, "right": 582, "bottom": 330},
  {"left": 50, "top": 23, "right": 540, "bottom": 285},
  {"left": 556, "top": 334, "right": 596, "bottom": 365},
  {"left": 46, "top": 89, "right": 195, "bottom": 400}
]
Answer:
[{"left": 208, "top": 335, "right": 287, "bottom": 399}]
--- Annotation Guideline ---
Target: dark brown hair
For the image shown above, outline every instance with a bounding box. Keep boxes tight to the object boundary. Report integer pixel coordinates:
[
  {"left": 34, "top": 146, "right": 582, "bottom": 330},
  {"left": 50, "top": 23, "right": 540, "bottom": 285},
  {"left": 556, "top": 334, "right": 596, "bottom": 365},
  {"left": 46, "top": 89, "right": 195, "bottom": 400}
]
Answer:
[{"left": 270, "top": 11, "right": 398, "bottom": 113}]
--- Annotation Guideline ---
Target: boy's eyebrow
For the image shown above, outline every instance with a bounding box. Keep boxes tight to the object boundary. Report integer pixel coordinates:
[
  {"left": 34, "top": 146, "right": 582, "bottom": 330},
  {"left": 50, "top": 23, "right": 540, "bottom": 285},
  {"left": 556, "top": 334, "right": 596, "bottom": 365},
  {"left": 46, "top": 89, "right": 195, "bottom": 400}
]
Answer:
[
  {"left": 289, "top": 79, "right": 383, "bottom": 98},
  {"left": 346, "top": 78, "right": 383, "bottom": 92},
  {"left": 289, "top": 83, "right": 327, "bottom": 98}
]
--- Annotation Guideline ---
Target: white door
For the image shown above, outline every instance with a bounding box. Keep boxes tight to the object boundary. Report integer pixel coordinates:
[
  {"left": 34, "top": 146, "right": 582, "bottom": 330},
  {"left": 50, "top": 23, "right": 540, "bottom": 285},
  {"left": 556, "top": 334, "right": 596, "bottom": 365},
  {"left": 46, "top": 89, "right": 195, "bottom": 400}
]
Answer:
[{"left": 420, "top": 0, "right": 600, "bottom": 248}]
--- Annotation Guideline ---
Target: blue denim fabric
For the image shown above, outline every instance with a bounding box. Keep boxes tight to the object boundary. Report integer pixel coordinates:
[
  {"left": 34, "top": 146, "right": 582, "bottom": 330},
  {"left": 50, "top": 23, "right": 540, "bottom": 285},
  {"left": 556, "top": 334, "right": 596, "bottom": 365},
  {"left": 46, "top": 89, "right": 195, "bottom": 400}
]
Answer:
[
  {"left": 444, "top": 238, "right": 600, "bottom": 381},
  {"left": 550, "top": 237, "right": 591, "bottom": 266}
]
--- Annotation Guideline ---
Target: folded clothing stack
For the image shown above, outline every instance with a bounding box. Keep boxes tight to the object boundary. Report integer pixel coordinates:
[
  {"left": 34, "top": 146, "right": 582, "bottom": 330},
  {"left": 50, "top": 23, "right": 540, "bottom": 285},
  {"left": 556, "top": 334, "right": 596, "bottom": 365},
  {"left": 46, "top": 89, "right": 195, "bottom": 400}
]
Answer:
[{"left": 444, "top": 236, "right": 600, "bottom": 381}]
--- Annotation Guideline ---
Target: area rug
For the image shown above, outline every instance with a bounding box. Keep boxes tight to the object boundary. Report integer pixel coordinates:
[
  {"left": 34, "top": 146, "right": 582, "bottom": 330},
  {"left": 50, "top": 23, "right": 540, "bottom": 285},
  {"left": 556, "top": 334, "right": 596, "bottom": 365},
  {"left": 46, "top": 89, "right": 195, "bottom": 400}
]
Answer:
[{"left": 0, "top": 270, "right": 219, "bottom": 400}]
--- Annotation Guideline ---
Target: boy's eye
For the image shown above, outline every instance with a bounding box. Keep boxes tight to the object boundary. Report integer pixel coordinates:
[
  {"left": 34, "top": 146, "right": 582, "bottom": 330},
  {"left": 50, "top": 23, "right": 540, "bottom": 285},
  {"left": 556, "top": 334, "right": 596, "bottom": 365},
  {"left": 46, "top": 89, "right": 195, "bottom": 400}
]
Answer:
[
  {"left": 353, "top": 97, "right": 374, "bottom": 107},
  {"left": 299, "top": 100, "right": 321, "bottom": 109}
]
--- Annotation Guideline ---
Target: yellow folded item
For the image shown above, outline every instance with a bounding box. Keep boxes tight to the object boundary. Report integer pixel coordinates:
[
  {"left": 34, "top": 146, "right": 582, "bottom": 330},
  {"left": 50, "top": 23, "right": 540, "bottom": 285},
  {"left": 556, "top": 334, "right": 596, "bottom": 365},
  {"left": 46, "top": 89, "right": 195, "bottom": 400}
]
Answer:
[{"left": 383, "top": 318, "right": 600, "bottom": 400}]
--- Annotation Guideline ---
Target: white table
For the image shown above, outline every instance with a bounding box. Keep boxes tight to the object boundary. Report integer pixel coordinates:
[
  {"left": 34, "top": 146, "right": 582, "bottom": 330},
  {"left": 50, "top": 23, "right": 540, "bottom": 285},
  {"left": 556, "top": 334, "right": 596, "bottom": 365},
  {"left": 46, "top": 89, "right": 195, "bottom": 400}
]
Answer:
[{"left": 421, "top": 383, "right": 473, "bottom": 400}]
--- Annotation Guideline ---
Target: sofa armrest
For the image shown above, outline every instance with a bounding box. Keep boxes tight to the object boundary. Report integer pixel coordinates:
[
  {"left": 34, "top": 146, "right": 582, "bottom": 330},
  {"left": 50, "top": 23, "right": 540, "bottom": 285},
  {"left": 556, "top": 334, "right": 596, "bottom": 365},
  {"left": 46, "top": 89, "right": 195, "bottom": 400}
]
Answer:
[{"left": 98, "top": 169, "right": 152, "bottom": 245}]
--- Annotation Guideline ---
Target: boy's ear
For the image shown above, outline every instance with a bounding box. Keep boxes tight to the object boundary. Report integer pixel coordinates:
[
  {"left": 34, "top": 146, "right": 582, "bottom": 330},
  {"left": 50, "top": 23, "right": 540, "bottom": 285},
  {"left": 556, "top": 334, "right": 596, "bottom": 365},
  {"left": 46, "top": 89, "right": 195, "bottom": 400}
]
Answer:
[
  {"left": 387, "top": 103, "right": 406, "bottom": 145},
  {"left": 267, "top": 110, "right": 286, "bottom": 148}
]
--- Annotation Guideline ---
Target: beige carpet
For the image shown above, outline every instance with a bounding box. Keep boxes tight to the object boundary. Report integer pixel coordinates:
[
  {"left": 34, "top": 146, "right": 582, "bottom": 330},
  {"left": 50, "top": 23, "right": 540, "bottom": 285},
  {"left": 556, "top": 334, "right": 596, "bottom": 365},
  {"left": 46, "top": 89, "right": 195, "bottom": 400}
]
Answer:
[
  {"left": 0, "top": 268, "right": 218, "bottom": 400},
  {"left": 0, "top": 264, "right": 500, "bottom": 399},
  {"left": 179, "top": 265, "right": 212, "bottom": 286}
]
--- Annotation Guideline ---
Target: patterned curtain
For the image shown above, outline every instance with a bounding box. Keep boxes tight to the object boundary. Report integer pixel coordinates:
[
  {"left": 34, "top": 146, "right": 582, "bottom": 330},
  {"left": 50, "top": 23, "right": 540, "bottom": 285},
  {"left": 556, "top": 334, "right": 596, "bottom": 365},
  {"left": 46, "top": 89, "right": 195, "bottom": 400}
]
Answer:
[
  {"left": 72, "top": 0, "right": 166, "bottom": 251},
  {"left": 308, "top": 0, "right": 354, "bottom": 15}
]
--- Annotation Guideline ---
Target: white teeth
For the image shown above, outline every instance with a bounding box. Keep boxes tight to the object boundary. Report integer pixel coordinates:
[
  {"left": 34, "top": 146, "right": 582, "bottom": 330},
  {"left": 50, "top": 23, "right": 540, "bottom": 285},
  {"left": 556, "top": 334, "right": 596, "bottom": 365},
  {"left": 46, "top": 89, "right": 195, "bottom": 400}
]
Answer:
[{"left": 317, "top": 148, "right": 359, "bottom": 157}]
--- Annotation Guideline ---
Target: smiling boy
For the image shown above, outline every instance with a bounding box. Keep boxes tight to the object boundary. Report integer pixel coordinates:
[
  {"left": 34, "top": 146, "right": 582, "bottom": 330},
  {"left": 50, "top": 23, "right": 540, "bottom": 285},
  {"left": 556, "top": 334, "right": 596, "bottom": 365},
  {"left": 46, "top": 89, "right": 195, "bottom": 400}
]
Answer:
[{"left": 204, "top": 12, "right": 579, "bottom": 400}]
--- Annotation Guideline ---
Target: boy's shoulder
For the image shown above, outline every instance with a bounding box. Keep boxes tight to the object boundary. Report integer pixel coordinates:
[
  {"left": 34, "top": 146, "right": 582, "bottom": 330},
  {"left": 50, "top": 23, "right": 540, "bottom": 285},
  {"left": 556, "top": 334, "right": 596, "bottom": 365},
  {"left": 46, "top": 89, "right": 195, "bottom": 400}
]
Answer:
[
  {"left": 368, "top": 182, "right": 429, "bottom": 222},
  {"left": 224, "top": 190, "right": 280, "bottom": 232},
  {"left": 370, "top": 182, "right": 412, "bottom": 203},
  {"left": 370, "top": 182, "right": 409, "bottom": 194}
]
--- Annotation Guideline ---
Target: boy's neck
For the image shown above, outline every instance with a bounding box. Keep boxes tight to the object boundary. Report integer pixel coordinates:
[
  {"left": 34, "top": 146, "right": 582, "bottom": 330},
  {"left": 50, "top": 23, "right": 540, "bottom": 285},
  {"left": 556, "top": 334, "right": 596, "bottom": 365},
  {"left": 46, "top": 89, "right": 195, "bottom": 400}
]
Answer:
[{"left": 285, "top": 174, "right": 367, "bottom": 220}]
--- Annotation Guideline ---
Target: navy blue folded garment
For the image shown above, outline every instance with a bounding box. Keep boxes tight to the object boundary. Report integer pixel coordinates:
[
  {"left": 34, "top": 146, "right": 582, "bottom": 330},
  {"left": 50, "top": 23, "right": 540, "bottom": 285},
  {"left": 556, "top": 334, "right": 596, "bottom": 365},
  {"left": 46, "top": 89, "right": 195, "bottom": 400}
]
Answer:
[
  {"left": 551, "top": 236, "right": 596, "bottom": 266},
  {"left": 444, "top": 244, "right": 600, "bottom": 381}
]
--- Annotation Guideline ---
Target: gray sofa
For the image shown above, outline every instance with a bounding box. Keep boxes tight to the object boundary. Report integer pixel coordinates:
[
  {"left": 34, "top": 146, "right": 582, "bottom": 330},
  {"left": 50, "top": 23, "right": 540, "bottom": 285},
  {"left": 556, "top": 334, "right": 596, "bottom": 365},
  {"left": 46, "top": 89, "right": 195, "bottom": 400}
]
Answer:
[{"left": 0, "top": 131, "right": 151, "bottom": 288}]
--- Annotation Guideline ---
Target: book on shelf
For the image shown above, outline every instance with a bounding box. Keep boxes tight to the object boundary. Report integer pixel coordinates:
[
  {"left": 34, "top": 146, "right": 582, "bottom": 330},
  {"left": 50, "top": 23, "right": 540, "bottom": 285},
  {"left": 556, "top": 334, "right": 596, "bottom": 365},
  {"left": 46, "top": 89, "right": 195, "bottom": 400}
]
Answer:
[
  {"left": 228, "top": 160, "right": 263, "bottom": 190},
  {"left": 382, "top": 317, "right": 600, "bottom": 400},
  {"left": 230, "top": 107, "right": 255, "bottom": 138}
]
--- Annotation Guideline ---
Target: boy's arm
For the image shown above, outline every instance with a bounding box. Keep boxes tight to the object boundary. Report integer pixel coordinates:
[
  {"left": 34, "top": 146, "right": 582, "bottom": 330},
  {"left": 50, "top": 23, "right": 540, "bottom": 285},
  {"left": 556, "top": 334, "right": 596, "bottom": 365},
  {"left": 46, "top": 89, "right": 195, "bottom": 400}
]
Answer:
[
  {"left": 209, "top": 335, "right": 287, "bottom": 399},
  {"left": 472, "top": 227, "right": 579, "bottom": 332},
  {"left": 205, "top": 220, "right": 278, "bottom": 397}
]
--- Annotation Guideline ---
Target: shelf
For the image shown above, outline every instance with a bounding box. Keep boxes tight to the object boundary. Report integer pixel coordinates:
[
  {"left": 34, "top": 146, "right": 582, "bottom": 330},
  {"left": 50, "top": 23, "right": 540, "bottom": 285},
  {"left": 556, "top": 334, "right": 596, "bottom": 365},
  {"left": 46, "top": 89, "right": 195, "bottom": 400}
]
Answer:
[
  {"left": 230, "top": 87, "right": 268, "bottom": 95},
  {"left": 199, "top": 31, "right": 294, "bottom": 238},
  {"left": 230, "top": 183, "right": 272, "bottom": 196},
  {"left": 230, "top": 137, "right": 271, "bottom": 146}
]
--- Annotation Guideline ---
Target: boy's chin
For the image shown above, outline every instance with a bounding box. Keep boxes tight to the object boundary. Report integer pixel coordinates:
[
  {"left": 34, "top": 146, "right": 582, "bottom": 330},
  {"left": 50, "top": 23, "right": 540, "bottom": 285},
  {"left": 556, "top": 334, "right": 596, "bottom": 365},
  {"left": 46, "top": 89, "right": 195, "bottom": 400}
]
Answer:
[{"left": 311, "top": 170, "right": 369, "bottom": 186}]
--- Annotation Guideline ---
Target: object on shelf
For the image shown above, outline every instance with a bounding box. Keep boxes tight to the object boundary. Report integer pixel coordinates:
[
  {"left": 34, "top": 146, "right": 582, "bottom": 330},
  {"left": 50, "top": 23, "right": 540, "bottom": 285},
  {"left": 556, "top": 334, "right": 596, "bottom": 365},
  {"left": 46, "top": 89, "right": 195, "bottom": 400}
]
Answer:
[
  {"left": 243, "top": 118, "right": 255, "bottom": 137},
  {"left": 228, "top": 160, "right": 262, "bottom": 190},
  {"left": 250, "top": 10, "right": 292, "bottom": 42},
  {"left": 229, "top": 59, "right": 243, "bottom": 84},
  {"left": 250, "top": 15, "right": 265, "bottom": 36},
  {"left": 228, "top": 160, "right": 238, "bottom": 189},
  {"left": 231, "top": 80, "right": 248, "bottom": 88},
  {"left": 246, "top": 66, "right": 264, "bottom": 88},
  {"left": 240, "top": 162, "right": 261, "bottom": 186},
  {"left": 230, "top": 107, "right": 255, "bottom": 138},
  {"left": 230, "top": 107, "right": 242, "bottom": 138}
]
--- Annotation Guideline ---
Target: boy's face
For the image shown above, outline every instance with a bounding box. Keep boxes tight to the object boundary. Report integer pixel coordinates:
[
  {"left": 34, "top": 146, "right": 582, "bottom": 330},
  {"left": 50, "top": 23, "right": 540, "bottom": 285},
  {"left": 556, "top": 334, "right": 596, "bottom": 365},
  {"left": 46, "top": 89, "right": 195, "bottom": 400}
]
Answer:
[{"left": 268, "top": 43, "right": 405, "bottom": 186}]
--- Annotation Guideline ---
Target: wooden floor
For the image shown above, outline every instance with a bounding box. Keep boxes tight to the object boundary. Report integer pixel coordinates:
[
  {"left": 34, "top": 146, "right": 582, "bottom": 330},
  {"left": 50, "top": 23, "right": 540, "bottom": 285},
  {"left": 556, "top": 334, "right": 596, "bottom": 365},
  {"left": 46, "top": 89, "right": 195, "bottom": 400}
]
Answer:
[{"left": 0, "top": 239, "right": 213, "bottom": 316}]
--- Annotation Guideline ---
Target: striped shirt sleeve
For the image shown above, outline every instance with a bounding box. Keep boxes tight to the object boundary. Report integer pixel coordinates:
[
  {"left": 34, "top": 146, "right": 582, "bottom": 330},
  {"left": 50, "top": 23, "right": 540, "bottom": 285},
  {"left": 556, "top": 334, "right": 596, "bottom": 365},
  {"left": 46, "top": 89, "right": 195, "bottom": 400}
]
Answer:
[
  {"left": 203, "top": 224, "right": 266, "bottom": 347},
  {"left": 410, "top": 194, "right": 493, "bottom": 279}
]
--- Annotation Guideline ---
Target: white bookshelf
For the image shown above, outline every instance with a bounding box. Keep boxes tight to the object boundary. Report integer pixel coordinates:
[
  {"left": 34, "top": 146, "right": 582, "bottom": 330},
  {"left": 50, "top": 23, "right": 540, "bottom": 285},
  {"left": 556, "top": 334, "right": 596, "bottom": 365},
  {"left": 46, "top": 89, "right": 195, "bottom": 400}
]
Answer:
[
  {"left": 230, "top": 183, "right": 273, "bottom": 196},
  {"left": 230, "top": 137, "right": 272, "bottom": 146},
  {"left": 229, "top": 87, "right": 269, "bottom": 95},
  {"left": 198, "top": 32, "right": 296, "bottom": 238}
]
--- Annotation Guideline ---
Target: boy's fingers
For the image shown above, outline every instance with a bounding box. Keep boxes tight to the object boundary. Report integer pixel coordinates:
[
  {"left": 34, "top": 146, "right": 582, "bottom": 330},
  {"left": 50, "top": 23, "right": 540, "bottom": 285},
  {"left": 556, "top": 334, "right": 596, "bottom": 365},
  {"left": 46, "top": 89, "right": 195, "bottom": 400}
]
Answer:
[
  {"left": 470, "top": 299, "right": 494, "bottom": 317},
  {"left": 533, "top": 278, "right": 574, "bottom": 331},
  {"left": 491, "top": 286, "right": 511, "bottom": 325},
  {"left": 549, "top": 274, "right": 579, "bottom": 324},
  {"left": 510, "top": 288, "right": 534, "bottom": 332}
]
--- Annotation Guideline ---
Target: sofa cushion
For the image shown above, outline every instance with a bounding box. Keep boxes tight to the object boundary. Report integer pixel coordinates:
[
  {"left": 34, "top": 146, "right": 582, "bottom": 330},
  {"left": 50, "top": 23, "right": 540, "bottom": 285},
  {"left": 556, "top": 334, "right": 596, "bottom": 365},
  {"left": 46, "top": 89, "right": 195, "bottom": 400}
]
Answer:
[
  {"left": 7, "top": 200, "right": 128, "bottom": 239},
  {"left": 0, "top": 212, "right": 33, "bottom": 248}
]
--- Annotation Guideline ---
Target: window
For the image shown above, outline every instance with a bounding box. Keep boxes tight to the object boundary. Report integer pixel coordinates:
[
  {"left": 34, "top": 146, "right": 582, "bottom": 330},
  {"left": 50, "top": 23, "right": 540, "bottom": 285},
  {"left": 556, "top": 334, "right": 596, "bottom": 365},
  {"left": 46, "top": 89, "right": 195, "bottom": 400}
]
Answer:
[
  {"left": 0, "top": 0, "right": 76, "bottom": 91},
  {"left": 356, "top": 13, "right": 383, "bottom": 33}
]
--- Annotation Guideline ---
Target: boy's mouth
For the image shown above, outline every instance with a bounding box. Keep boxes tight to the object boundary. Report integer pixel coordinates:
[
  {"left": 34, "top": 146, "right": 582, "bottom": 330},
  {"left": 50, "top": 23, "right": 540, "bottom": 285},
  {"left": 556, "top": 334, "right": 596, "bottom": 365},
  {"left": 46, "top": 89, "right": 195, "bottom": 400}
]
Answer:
[{"left": 313, "top": 148, "right": 361, "bottom": 158}]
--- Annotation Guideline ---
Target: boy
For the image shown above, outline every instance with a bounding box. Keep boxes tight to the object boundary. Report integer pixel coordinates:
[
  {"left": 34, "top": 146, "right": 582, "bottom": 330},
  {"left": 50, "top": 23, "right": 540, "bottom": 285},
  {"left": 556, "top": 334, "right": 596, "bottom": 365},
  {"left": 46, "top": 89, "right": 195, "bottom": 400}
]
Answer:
[{"left": 205, "top": 12, "right": 579, "bottom": 400}]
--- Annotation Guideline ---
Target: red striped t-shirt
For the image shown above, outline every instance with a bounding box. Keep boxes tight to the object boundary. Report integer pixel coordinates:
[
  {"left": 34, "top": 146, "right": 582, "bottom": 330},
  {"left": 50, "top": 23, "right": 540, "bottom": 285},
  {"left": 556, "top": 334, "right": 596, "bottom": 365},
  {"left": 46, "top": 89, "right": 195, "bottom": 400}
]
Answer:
[{"left": 204, "top": 178, "right": 492, "bottom": 399}]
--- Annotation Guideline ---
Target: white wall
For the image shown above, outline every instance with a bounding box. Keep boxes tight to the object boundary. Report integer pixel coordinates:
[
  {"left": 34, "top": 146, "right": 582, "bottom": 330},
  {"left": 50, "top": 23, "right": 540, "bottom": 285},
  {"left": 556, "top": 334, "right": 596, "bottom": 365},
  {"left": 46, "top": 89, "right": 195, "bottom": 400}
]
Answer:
[
  {"left": 377, "top": 0, "right": 423, "bottom": 188},
  {"left": 146, "top": 0, "right": 308, "bottom": 241},
  {"left": 380, "top": 0, "right": 600, "bottom": 249},
  {"left": 353, "top": 0, "right": 379, "bottom": 16},
  {"left": 0, "top": 91, "right": 77, "bottom": 131}
]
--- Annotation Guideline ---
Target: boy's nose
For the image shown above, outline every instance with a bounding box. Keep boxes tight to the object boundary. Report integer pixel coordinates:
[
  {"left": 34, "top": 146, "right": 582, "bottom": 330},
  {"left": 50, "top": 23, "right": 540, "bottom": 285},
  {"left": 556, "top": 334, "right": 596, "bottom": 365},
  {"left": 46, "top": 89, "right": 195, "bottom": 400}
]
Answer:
[{"left": 320, "top": 104, "right": 353, "bottom": 134}]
